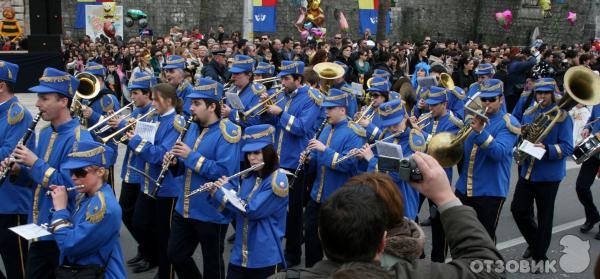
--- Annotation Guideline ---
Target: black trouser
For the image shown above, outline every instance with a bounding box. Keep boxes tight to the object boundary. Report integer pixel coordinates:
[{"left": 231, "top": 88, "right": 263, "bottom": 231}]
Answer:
[
  {"left": 511, "top": 177, "right": 560, "bottom": 261},
  {"left": 304, "top": 199, "right": 322, "bottom": 268},
  {"left": 226, "top": 264, "right": 280, "bottom": 279},
  {"left": 119, "top": 182, "right": 141, "bottom": 254},
  {"left": 0, "top": 214, "right": 27, "bottom": 279},
  {"left": 455, "top": 191, "right": 505, "bottom": 242},
  {"left": 133, "top": 193, "right": 158, "bottom": 265},
  {"left": 168, "top": 212, "right": 228, "bottom": 279},
  {"left": 26, "top": 241, "right": 59, "bottom": 279},
  {"left": 429, "top": 205, "right": 447, "bottom": 263},
  {"left": 575, "top": 156, "right": 600, "bottom": 224},
  {"left": 157, "top": 197, "right": 177, "bottom": 279},
  {"left": 284, "top": 168, "right": 303, "bottom": 264}
]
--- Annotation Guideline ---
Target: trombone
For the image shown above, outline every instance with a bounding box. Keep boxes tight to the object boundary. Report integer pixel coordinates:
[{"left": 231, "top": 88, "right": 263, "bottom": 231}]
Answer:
[
  {"left": 241, "top": 89, "right": 285, "bottom": 120},
  {"left": 254, "top": 76, "right": 281, "bottom": 84},
  {"left": 87, "top": 102, "right": 135, "bottom": 134},
  {"left": 99, "top": 108, "right": 156, "bottom": 144}
]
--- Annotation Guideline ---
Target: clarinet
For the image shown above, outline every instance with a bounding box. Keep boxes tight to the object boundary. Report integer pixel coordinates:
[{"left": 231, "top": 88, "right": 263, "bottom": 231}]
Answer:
[
  {"left": 0, "top": 112, "right": 42, "bottom": 186},
  {"left": 149, "top": 115, "right": 194, "bottom": 198},
  {"left": 289, "top": 117, "right": 329, "bottom": 188}
]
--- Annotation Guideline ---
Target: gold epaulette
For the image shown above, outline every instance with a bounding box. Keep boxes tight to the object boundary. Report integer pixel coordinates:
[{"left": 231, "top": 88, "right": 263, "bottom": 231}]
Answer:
[
  {"left": 523, "top": 104, "right": 538, "bottom": 116},
  {"left": 251, "top": 83, "right": 266, "bottom": 96},
  {"left": 7, "top": 102, "right": 25, "bottom": 125},
  {"left": 448, "top": 111, "right": 464, "bottom": 128},
  {"left": 348, "top": 121, "right": 367, "bottom": 138},
  {"left": 504, "top": 114, "right": 521, "bottom": 135},
  {"left": 307, "top": 88, "right": 324, "bottom": 106},
  {"left": 220, "top": 119, "right": 241, "bottom": 143},
  {"left": 449, "top": 87, "right": 466, "bottom": 100},
  {"left": 99, "top": 95, "right": 115, "bottom": 113},
  {"left": 271, "top": 169, "right": 289, "bottom": 198},
  {"left": 85, "top": 191, "right": 107, "bottom": 224},
  {"left": 409, "top": 129, "right": 427, "bottom": 152},
  {"left": 417, "top": 112, "right": 432, "bottom": 123}
]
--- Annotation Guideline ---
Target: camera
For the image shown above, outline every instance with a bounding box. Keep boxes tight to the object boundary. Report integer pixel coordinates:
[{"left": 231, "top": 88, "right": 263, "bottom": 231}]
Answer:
[
  {"left": 397, "top": 157, "right": 423, "bottom": 182},
  {"left": 378, "top": 156, "right": 423, "bottom": 182}
]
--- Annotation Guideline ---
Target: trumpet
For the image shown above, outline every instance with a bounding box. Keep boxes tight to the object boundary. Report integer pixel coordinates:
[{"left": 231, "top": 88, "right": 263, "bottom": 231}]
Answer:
[
  {"left": 355, "top": 100, "right": 377, "bottom": 123},
  {"left": 87, "top": 102, "right": 135, "bottom": 134},
  {"left": 99, "top": 108, "right": 156, "bottom": 144},
  {"left": 45, "top": 185, "right": 85, "bottom": 196},
  {"left": 242, "top": 89, "right": 285, "bottom": 119},
  {"left": 185, "top": 162, "right": 265, "bottom": 198},
  {"left": 254, "top": 76, "right": 281, "bottom": 84}
]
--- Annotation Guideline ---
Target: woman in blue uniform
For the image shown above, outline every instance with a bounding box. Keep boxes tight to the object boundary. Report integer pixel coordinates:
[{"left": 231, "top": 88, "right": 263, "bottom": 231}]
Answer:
[
  {"left": 209, "top": 124, "right": 289, "bottom": 279},
  {"left": 48, "top": 141, "right": 126, "bottom": 279}
]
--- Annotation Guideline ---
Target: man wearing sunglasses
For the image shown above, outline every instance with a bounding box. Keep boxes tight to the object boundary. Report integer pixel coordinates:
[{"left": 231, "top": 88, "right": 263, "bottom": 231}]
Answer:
[
  {"left": 1, "top": 67, "right": 93, "bottom": 278},
  {"left": 511, "top": 78, "right": 573, "bottom": 264},
  {"left": 455, "top": 78, "right": 521, "bottom": 243},
  {"left": 0, "top": 60, "right": 33, "bottom": 279}
]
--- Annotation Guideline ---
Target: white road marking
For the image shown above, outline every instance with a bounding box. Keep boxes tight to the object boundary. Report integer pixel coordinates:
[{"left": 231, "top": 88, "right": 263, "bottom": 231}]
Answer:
[{"left": 496, "top": 218, "right": 586, "bottom": 250}]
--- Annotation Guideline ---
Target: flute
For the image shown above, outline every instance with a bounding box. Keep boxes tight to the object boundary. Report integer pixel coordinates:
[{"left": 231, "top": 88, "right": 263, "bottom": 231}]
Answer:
[
  {"left": 185, "top": 162, "right": 265, "bottom": 198},
  {"left": 45, "top": 185, "right": 85, "bottom": 196}
]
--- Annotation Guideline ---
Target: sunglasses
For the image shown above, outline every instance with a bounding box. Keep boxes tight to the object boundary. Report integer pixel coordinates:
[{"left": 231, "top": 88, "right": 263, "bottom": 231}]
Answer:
[
  {"left": 480, "top": 97, "right": 497, "bottom": 102},
  {"left": 70, "top": 167, "right": 89, "bottom": 178},
  {"left": 248, "top": 150, "right": 262, "bottom": 155}
]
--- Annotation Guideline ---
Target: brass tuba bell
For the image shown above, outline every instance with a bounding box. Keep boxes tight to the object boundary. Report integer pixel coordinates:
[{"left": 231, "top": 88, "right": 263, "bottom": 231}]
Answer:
[
  {"left": 313, "top": 62, "right": 345, "bottom": 94},
  {"left": 72, "top": 72, "right": 102, "bottom": 127},
  {"left": 438, "top": 73, "right": 455, "bottom": 90}
]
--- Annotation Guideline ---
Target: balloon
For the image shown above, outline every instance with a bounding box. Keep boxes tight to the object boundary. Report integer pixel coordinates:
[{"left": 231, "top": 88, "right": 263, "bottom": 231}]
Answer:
[
  {"left": 539, "top": 0, "right": 551, "bottom": 17},
  {"left": 301, "top": 30, "right": 309, "bottom": 41},
  {"left": 124, "top": 16, "right": 134, "bottom": 27},
  {"left": 567, "top": 11, "right": 577, "bottom": 25},
  {"left": 103, "top": 22, "right": 116, "bottom": 38},
  {"left": 495, "top": 9, "right": 512, "bottom": 31},
  {"left": 138, "top": 18, "right": 148, "bottom": 28},
  {"left": 335, "top": 9, "right": 349, "bottom": 33},
  {"left": 127, "top": 9, "right": 147, "bottom": 20}
]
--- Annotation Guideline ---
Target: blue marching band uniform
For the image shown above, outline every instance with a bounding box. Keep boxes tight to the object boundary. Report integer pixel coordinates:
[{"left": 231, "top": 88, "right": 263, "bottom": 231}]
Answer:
[{"left": 1, "top": 51, "right": 595, "bottom": 278}]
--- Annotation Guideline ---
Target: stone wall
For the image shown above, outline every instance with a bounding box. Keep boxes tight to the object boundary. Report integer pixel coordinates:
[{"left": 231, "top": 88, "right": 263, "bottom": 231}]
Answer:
[{"left": 59, "top": 0, "right": 597, "bottom": 46}]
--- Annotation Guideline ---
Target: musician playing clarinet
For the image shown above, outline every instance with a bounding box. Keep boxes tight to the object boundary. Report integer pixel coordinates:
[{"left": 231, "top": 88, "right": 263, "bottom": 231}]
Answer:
[
  {"left": 166, "top": 78, "right": 241, "bottom": 279},
  {"left": 208, "top": 124, "right": 288, "bottom": 279}
]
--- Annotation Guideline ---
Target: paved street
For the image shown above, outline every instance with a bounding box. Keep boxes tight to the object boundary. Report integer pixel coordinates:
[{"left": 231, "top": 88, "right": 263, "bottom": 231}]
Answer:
[{"left": 2, "top": 93, "right": 600, "bottom": 278}]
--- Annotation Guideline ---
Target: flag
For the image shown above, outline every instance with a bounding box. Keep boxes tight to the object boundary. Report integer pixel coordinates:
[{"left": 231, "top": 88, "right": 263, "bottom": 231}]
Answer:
[
  {"left": 358, "top": 0, "right": 390, "bottom": 35},
  {"left": 253, "top": 0, "right": 277, "bottom": 33}
]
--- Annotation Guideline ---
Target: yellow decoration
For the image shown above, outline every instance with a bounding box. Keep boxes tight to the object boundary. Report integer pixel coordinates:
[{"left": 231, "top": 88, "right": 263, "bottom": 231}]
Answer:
[{"left": 0, "top": 7, "right": 23, "bottom": 43}]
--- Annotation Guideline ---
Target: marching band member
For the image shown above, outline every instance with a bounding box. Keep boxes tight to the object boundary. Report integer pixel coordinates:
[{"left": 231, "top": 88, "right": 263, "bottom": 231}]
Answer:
[
  {"left": 411, "top": 87, "right": 462, "bottom": 263},
  {"left": 577, "top": 104, "right": 600, "bottom": 239},
  {"left": 208, "top": 124, "right": 288, "bottom": 279},
  {"left": 333, "top": 61, "right": 359, "bottom": 117},
  {"left": 167, "top": 78, "right": 241, "bottom": 279},
  {"left": 107, "top": 71, "right": 156, "bottom": 267},
  {"left": 222, "top": 55, "right": 266, "bottom": 128},
  {"left": 511, "top": 78, "right": 573, "bottom": 262},
  {"left": 164, "top": 55, "right": 193, "bottom": 116},
  {"left": 455, "top": 79, "right": 521, "bottom": 241},
  {"left": 1, "top": 67, "right": 92, "bottom": 278},
  {"left": 260, "top": 60, "right": 321, "bottom": 267},
  {"left": 357, "top": 76, "right": 390, "bottom": 142},
  {"left": 48, "top": 141, "right": 126, "bottom": 279},
  {"left": 357, "top": 99, "right": 426, "bottom": 221},
  {"left": 126, "top": 83, "right": 182, "bottom": 276},
  {"left": 301, "top": 88, "right": 365, "bottom": 267},
  {"left": 254, "top": 62, "right": 276, "bottom": 91},
  {"left": 0, "top": 60, "right": 32, "bottom": 279},
  {"left": 466, "top": 63, "right": 495, "bottom": 98},
  {"left": 429, "top": 65, "right": 465, "bottom": 119},
  {"left": 80, "top": 62, "right": 121, "bottom": 185}
]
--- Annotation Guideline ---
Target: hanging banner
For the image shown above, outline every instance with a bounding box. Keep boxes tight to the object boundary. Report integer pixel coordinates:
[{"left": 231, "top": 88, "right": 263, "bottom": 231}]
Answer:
[
  {"left": 358, "top": 0, "right": 390, "bottom": 35},
  {"left": 253, "top": 0, "right": 277, "bottom": 32},
  {"left": 85, "top": 3, "right": 123, "bottom": 39}
]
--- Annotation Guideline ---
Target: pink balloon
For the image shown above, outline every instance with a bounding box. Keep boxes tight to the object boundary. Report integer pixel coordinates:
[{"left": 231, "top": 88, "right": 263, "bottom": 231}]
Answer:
[
  {"left": 300, "top": 30, "right": 309, "bottom": 41},
  {"left": 567, "top": 11, "right": 577, "bottom": 25},
  {"left": 495, "top": 9, "right": 512, "bottom": 30}
]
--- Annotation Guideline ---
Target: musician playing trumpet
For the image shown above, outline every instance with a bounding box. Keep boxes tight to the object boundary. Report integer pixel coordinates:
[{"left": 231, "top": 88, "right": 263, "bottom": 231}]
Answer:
[
  {"left": 222, "top": 55, "right": 265, "bottom": 128},
  {"left": 511, "top": 78, "right": 573, "bottom": 263},
  {"left": 106, "top": 71, "right": 155, "bottom": 268},
  {"left": 455, "top": 79, "right": 521, "bottom": 242},
  {"left": 208, "top": 124, "right": 288, "bottom": 279},
  {"left": 259, "top": 60, "right": 321, "bottom": 267},
  {"left": 165, "top": 78, "right": 241, "bottom": 279},
  {"left": 356, "top": 76, "right": 390, "bottom": 142}
]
